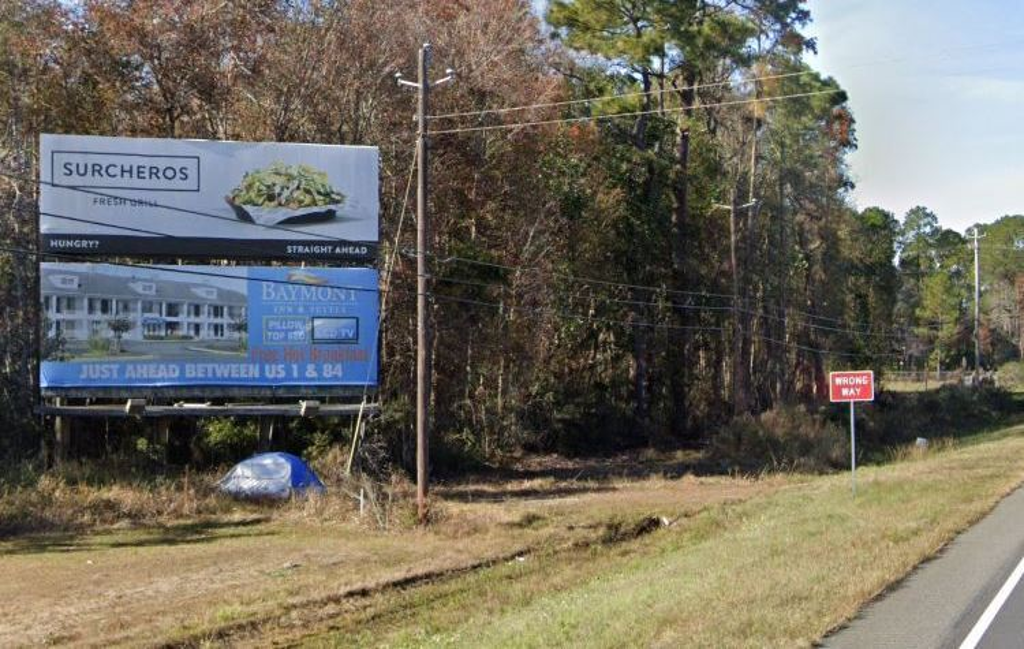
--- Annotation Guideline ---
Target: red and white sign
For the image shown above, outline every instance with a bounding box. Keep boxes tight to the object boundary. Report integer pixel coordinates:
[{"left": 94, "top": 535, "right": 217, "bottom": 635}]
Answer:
[{"left": 829, "top": 370, "right": 874, "bottom": 403}]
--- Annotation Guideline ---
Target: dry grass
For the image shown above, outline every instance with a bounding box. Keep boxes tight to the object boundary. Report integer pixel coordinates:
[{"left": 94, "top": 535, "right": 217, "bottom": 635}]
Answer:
[
  {"left": 0, "top": 455, "right": 414, "bottom": 538},
  {"left": 0, "top": 469, "right": 237, "bottom": 536},
  {"left": 883, "top": 379, "right": 959, "bottom": 393},
  {"left": 5, "top": 427, "right": 1024, "bottom": 648},
  {"left": 0, "top": 452, "right": 782, "bottom": 647},
  {"left": 291, "top": 425, "right": 1024, "bottom": 649}
]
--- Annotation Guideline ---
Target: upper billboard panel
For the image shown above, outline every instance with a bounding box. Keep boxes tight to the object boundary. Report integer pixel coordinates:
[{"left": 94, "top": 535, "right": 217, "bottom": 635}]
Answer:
[{"left": 40, "top": 134, "right": 379, "bottom": 261}]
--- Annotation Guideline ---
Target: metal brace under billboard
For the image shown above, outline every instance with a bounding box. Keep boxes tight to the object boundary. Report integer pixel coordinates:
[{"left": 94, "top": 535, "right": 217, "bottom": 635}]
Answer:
[{"left": 40, "top": 134, "right": 379, "bottom": 261}]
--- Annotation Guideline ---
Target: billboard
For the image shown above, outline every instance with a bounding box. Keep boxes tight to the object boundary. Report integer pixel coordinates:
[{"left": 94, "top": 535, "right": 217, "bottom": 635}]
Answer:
[
  {"left": 40, "top": 134, "right": 379, "bottom": 261},
  {"left": 40, "top": 263, "right": 378, "bottom": 396}
]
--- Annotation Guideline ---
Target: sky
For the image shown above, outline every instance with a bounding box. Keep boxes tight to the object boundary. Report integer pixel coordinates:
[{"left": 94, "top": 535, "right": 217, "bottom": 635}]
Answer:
[{"left": 804, "top": 0, "right": 1024, "bottom": 232}]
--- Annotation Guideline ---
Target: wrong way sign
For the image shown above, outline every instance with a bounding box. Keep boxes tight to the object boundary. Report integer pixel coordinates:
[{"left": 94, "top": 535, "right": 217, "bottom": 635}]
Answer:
[
  {"left": 829, "top": 370, "right": 874, "bottom": 403},
  {"left": 830, "top": 370, "right": 874, "bottom": 496}
]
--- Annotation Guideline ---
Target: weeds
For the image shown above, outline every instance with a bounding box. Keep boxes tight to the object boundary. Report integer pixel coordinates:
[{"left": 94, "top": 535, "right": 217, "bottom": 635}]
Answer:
[
  {"left": 0, "top": 465, "right": 238, "bottom": 537},
  {"left": 709, "top": 405, "right": 848, "bottom": 473},
  {"left": 0, "top": 445, "right": 414, "bottom": 537}
]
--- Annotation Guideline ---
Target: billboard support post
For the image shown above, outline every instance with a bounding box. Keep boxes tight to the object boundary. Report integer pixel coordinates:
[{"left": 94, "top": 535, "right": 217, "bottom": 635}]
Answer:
[{"left": 54, "top": 396, "right": 70, "bottom": 466}]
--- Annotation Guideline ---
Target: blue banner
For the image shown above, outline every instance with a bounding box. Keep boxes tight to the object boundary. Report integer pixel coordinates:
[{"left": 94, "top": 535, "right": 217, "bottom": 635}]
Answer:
[{"left": 40, "top": 264, "right": 378, "bottom": 392}]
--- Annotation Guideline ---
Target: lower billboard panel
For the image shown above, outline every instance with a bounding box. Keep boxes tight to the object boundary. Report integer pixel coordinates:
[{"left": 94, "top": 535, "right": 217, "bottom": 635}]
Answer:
[{"left": 40, "top": 263, "right": 378, "bottom": 395}]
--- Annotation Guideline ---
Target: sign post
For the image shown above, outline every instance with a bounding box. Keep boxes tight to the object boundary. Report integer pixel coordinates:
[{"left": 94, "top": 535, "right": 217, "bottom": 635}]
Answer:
[
  {"left": 849, "top": 401, "right": 856, "bottom": 495},
  {"left": 829, "top": 370, "right": 875, "bottom": 495}
]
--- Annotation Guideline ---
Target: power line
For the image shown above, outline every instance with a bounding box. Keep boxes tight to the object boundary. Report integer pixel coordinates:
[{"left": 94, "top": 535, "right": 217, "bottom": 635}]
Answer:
[
  {"left": 28, "top": 192, "right": 945, "bottom": 341},
  {"left": 429, "top": 89, "right": 842, "bottom": 135},
  {"left": 2, "top": 172, "right": 397, "bottom": 269},
  {"left": 18, "top": 205, "right": 923, "bottom": 347},
  {"left": 428, "top": 252, "right": 947, "bottom": 335},
  {"left": 437, "top": 291, "right": 903, "bottom": 359},
  {"left": 433, "top": 273, "right": 920, "bottom": 341},
  {"left": 11, "top": 243, "right": 385, "bottom": 295},
  {"left": 427, "top": 69, "right": 818, "bottom": 121},
  {"left": 0, "top": 171, "right": 394, "bottom": 274},
  {"left": 358, "top": 146, "right": 418, "bottom": 389},
  {"left": 428, "top": 35, "right": 1024, "bottom": 124},
  {"left": 1, "top": 241, "right": 904, "bottom": 359},
  {"left": 978, "top": 243, "right": 1024, "bottom": 252},
  {"left": 20, "top": 176, "right": 366, "bottom": 245},
  {"left": 7, "top": 159, "right": 950, "bottom": 336}
]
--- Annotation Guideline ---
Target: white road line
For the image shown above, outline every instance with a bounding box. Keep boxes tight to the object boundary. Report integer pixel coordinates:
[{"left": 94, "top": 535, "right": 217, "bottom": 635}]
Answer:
[{"left": 959, "top": 555, "right": 1024, "bottom": 649}]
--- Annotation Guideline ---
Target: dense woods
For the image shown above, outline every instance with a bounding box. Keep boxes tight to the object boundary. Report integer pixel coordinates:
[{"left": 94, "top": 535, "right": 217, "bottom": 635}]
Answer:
[{"left": 1, "top": 0, "right": 1021, "bottom": 465}]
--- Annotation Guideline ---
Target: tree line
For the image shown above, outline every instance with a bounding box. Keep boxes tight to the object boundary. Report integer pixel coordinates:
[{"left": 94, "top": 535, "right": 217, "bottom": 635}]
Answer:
[{"left": 1, "top": 0, "right": 1020, "bottom": 464}]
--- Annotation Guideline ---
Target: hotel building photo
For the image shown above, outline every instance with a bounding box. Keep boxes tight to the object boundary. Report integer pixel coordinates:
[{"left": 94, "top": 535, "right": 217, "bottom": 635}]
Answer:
[{"left": 42, "top": 265, "right": 246, "bottom": 344}]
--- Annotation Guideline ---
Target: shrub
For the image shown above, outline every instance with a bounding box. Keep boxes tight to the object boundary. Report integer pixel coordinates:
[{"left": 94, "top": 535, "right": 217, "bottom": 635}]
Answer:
[
  {"left": 860, "top": 385, "right": 1019, "bottom": 451},
  {"left": 997, "top": 361, "right": 1024, "bottom": 391},
  {"left": 87, "top": 335, "right": 110, "bottom": 354},
  {"left": 196, "top": 418, "right": 259, "bottom": 465},
  {"left": 709, "top": 405, "right": 849, "bottom": 473}
]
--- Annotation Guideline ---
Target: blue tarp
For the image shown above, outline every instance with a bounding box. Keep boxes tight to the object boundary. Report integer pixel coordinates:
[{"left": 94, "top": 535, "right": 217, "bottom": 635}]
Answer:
[{"left": 218, "top": 452, "right": 325, "bottom": 500}]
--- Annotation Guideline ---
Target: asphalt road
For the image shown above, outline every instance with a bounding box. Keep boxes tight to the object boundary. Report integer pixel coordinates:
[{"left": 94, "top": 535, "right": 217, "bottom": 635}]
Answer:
[
  {"left": 974, "top": 555, "right": 1024, "bottom": 649},
  {"left": 824, "top": 486, "right": 1024, "bottom": 649}
]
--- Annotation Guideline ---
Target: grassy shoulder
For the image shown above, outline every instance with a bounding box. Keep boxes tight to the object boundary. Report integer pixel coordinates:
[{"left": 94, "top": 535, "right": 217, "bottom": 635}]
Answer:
[
  {"left": 3, "top": 418, "right": 1024, "bottom": 647},
  {"left": 0, "top": 454, "right": 789, "bottom": 647},
  {"left": 295, "top": 424, "right": 1024, "bottom": 648}
]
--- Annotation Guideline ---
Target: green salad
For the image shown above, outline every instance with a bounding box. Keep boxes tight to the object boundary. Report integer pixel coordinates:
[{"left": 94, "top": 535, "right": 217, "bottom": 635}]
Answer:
[{"left": 229, "top": 162, "right": 345, "bottom": 209}]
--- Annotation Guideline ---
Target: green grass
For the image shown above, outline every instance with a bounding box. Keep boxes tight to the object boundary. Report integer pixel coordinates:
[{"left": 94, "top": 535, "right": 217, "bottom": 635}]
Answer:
[
  {"left": 301, "top": 425, "right": 1024, "bottom": 648},
  {"left": 883, "top": 379, "right": 958, "bottom": 392}
]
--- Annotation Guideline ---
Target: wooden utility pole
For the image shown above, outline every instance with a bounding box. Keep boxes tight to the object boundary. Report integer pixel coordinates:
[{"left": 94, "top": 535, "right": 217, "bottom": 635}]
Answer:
[
  {"left": 969, "top": 227, "right": 985, "bottom": 381},
  {"left": 397, "top": 44, "right": 454, "bottom": 524},
  {"left": 1015, "top": 273, "right": 1024, "bottom": 359},
  {"left": 713, "top": 198, "right": 757, "bottom": 415}
]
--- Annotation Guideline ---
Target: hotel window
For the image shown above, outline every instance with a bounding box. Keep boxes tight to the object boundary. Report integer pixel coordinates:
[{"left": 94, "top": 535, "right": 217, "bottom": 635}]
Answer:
[
  {"left": 211, "top": 323, "right": 225, "bottom": 338},
  {"left": 51, "top": 275, "right": 79, "bottom": 290},
  {"left": 209, "top": 305, "right": 225, "bottom": 319},
  {"left": 43, "top": 296, "right": 52, "bottom": 312},
  {"left": 88, "top": 298, "right": 111, "bottom": 315},
  {"left": 116, "top": 300, "right": 133, "bottom": 316},
  {"left": 165, "top": 303, "right": 182, "bottom": 318},
  {"left": 131, "top": 281, "right": 156, "bottom": 295},
  {"left": 141, "top": 301, "right": 159, "bottom": 315},
  {"left": 55, "top": 296, "right": 78, "bottom": 314},
  {"left": 189, "top": 304, "right": 203, "bottom": 318}
]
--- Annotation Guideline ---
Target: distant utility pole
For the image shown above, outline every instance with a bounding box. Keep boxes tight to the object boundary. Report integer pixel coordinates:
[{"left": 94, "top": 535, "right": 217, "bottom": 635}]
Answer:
[
  {"left": 968, "top": 226, "right": 986, "bottom": 381},
  {"left": 712, "top": 198, "right": 757, "bottom": 414},
  {"left": 397, "top": 44, "right": 454, "bottom": 524}
]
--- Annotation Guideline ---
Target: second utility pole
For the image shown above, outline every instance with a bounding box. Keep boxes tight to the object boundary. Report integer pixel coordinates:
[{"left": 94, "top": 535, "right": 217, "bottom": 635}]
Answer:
[
  {"left": 969, "top": 226, "right": 985, "bottom": 382},
  {"left": 398, "top": 44, "right": 453, "bottom": 524}
]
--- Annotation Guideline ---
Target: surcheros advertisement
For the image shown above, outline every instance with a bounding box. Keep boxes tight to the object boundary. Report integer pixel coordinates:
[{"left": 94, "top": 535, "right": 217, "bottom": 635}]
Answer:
[
  {"left": 40, "top": 263, "right": 379, "bottom": 395},
  {"left": 40, "top": 134, "right": 379, "bottom": 261}
]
